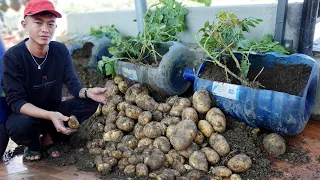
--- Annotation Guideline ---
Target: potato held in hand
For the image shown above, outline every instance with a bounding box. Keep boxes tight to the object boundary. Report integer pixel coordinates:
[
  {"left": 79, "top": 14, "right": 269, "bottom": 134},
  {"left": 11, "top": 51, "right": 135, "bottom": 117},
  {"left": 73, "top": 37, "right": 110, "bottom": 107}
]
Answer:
[{"left": 68, "top": 115, "right": 79, "bottom": 129}]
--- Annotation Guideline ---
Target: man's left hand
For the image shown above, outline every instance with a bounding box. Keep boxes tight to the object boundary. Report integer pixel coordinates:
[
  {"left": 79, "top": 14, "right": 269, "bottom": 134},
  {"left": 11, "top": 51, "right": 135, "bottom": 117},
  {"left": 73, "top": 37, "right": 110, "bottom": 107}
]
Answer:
[{"left": 87, "top": 87, "right": 107, "bottom": 104}]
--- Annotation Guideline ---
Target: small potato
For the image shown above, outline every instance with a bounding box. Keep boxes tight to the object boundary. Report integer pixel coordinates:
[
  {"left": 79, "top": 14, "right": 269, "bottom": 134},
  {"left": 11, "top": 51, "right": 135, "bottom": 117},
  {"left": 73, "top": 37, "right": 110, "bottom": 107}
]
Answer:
[
  {"left": 113, "top": 75, "right": 123, "bottom": 84},
  {"left": 104, "top": 84, "right": 119, "bottom": 98},
  {"left": 124, "top": 165, "right": 136, "bottom": 177},
  {"left": 198, "top": 120, "right": 214, "bottom": 137},
  {"left": 172, "top": 162, "right": 186, "bottom": 174},
  {"left": 231, "top": 174, "right": 242, "bottom": 180},
  {"left": 145, "top": 149, "right": 165, "bottom": 170},
  {"left": 117, "top": 143, "right": 131, "bottom": 152},
  {"left": 138, "top": 138, "right": 154, "bottom": 147},
  {"left": 168, "top": 150, "right": 185, "bottom": 164},
  {"left": 134, "top": 123, "right": 146, "bottom": 140},
  {"left": 94, "top": 104, "right": 102, "bottom": 116},
  {"left": 263, "top": 133, "right": 286, "bottom": 157},
  {"left": 122, "top": 150, "right": 133, "bottom": 158},
  {"left": 103, "top": 130, "right": 124, "bottom": 142},
  {"left": 118, "top": 158, "right": 130, "bottom": 171},
  {"left": 164, "top": 154, "right": 174, "bottom": 165},
  {"left": 161, "top": 117, "right": 181, "bottom": 126},
  {"left": 166, "top": 96, "right": 179, "bottom": 106},
  {"left": 94, "top": 155, "right": 103, "bottom": 165},
  {"left": 105, "top": 111, "right": 118, "bottom": 124},
  {"left": 157, "top": 103, "right": 171, "bottom": 113},
  {"left": 103, "top": 157, "right": 118, "bottom": 167},
  {"left": 128, "top": 154, "right": 144, "bottom": 165},
  {"left": 110, "top": 150, "right": 122, "bottom": 160},
  {"left": 102, "top": 103, "right": 116, "bottom": 115},
  {"left": 92, "top": 122, "right": 104, "bottom": 133},
  {"left": 153, "top": 136, "right": 171, "bottom": 153},
  {"left": 125, "top": 105, "right": 143, "bottom": 119},
  {"left": 117, "top": 101, "right": 131, "bottom": 112},
  {"left": 193, "top": 90, "right": 212, "bottom": 114},
  {"left": 162, "top": 169, "right": 176, "bottom": 179},
  {"left": 68, "top": 115, "right": 79, "bottom": 129},
  {"left": 227, "top": 154, "right": 252, "bottom": 173},
  {"left": 209, "top": 133, "right": 230, "bottom": 157},
  {"left": 138, "top": 111, "right": 152, "bottom": 125},
  {"left": 178, "top": 142, "right": 200, "bottom": 159},
  {"left": 189, "top": 151, "right": 208, "bottom": 172},
  {"left": 152, "top": 110, "right": 163, "bottom": 122},
  {"left": 170, "top": 98, "right": 192, "bottom": 117},
  {"left": 135, "top": 93, "right": 159, "bottom": 112},
  {"left": 125, "top": 84, "right": 146, "bottom": 103},
  {"left": 206, "top": 108, "right": 226, "bottom": 133},
  {"left": 194, "top": 131, "right": 204, "bottom": 145},
  {"left": 201, "top": 147, "right": 220, "bottom": 165},
  {"left": 110, "top": 95, "right": 123, "bottom": 105},
  {"left": 166, "top": 125, "right": 176, "bottom": 138},
  {"left": 121, "top": 135, "right": 138, "bottom": 150},
  {"left": 186, "top": 170, "right": 202, "bottom": 180},
  {"left": 104, "top": 122, "right": 116, "bottom": 133},
  {"left": 118, "top": 81, "right": 129, "bottom": 94},
  {"left": 143, "top": 122, "right": 163, "bottom": 139},
  {"left": 210, "top": 166, "right": 232, "bottom": 177},
  {"left": 97, "top": 163, "right": 111, "bottom": 175},
  {"left": 136, "top": 163, "right": 149, "bottom": 177},
  {"left": 181, "top": 107, "right": 198, "bottom": 123},
  {"left": 89, "top": 148, "right": 102, "bottom": 155},
  {"left": 116, "top": 117, "right": 135, "bottom": 132}
]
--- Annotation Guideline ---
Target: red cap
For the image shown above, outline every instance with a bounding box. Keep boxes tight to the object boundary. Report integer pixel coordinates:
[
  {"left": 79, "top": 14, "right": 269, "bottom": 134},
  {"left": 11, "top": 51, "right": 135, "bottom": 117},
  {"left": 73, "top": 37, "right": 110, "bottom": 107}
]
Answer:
[{"left": 24, "top": 0, "right": 62, "bottom": 18}]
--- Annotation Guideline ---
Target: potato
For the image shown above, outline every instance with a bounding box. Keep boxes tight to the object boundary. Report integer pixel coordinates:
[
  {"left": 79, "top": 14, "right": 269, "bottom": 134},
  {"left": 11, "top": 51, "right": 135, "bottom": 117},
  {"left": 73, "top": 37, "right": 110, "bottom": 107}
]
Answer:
[
  {"left": 166, "top": 95, "right": 179, "bottom": 106},
  {"left": 210, "top": 166, "right": 232, "bottom": 177},
  {"left": 201, "top": 147, "right": 220, "bottom": 165},
  {"left": 89, "top": 148, "right": 102, "bottom": 155},
  {"left": 110, "top": 95, "right": 123, "bottom": 105},
  {"left": 194, "top": 131, "right": 204, "bottom": 145},
  {"left": 104, "top": 141, "right": 117, "bottom": 153},
  {"left": 124, "top": 165, "right": 136, "bottom": 177},
  {"left": 192, "top": 90, "right": 212, "bottom": 114},
  {"left": 166, "top": 125, "right": 176, "bottom": 138},
  {"left": 157, "top": 103, "right": 171, "bottom": 113},
  {"left": 178, "top": 142, "right": 200, "bottom": 159},
  {"left": 263, "top": 133, "right": 286, "bottom": 157},
  {"left": 136, "top": 163, "right": 149, "bottom": 177},
  {"left": 162, "top": 169, "right": 175, "bottom": 180},
  {"left": 170, "top": 120, "right": 197, "bottom": 151},
  {"left": 118, "top": 111, "right": 126, "bottom": 118},
  {"left": 94, "top": 155, "right": 103, "bottom": 165},
  {"left": 227, "top": 154, "right": 252, "bottom": 173},
  {"left": 110, "top": 150, "right": 122, "bottom": 160},
  {"left": 172, "top": 162, "right": 186, "bottom": 174},
  {"left": 152, "top": 110, "right": 164, "bottom": 121},
  {"left": 153, "top": 136, "right": 171, "bottom": 153},
  {"left": 161, "top": 117, "right": 181, "bottom": 126},
  {"left": 138, "top": 111, "right": 152, "bottom": 125},
  {"left": 177, "top": 177, "right": 190, "bottom": 180},
  {"left": 149, "top": 173, "right": 158, "bottom": 179},
  {"left": 125, "top": 105, "right": 142, "bottom": 119},
  {"left": 122, "top": 150, "right": 133, "bottom": 158},
  {"left": 94, "top": 103, "right": 102, "bottom": 116},
  {"left": 134, "top": 123, "right": 145, "bottom": 140},
  {"left": 104, "top": 111, "right": 117, "bottom": 124},
  {"left": 104, "top": 122, "right": 116, "bottom": 133},
  {"left": 138, "top": 138, "right": 154, "bottom": 147},
  {"left": 189, "top": 151, "right": 208, "bottom": 172},
  {"left": 102, "top": 103, "right": 116, "bottom": 115},
  {"left": 118, "top": 81, "right": 129, "bottom": 94},
  {"left": 125, "top": 84, "right": 147, "bottom": 103},
  {"left": 117, "top": 143, "right": 131, "bottom": 152},
  {"left": 206, "top": 108, "right": 226, "bottom": 133},
  {"left": 198, "top": 120, "right": 214, "bottom": 137},
  {"left": 103, "top": 130, "right": 124, "bottom": 142},
  {"left": 113, "top": 75, "right": 123, "bottom": 84},
  {"left": 164, "top": 154, "right": 174, "bottom": 165},
  {"left": 231, "top": 174, "right": 242, "bottom": 180},
  {"left": 118, "top": 158, "right": 130, "bottom": 171},
  {"left": 103, "top": 156, "right": 117, "bottom": 167},
  {"left": 168, "top": 150, "right": 185, "bottom": 164},
  {"left": 181, "top": 108, "right": 198, "bottom": 123},
  {"left": 128, "top": 154, "right": 144, "bottom": 165},
  {"left": 97, "top": 139, "right": 105, "bottom": 148},
  {"left": 104, "top": 84, "right": 119, "bottom": 98},
  {"left": 186, "top": 170, "right": 202, "bottom": 180},
  {"left": 105, "top": 80, "right": 116, "bottom": 87},
  {"left": 143, "top": 122, "right": 163, "bottom": 139},
  {"left": 92, "top": 122, "right": 104, "bottom": 133},
  {"left": 209, "top": 133, "right": 230, "bottom": 157},
  {"left": 136, "top": 93, "right": 159, "bottom": 111},
  {"left": 145, "top": 149, "right": 165, "bottom": 170},
  {"left": 97, "top": 163, "right": 111, "bottom": 175},
  {"left": 68, "top": 115, "right": 79, "bottom": 129},
  {"left": 116, "top": 117, "right": 135, "bottom": 131},
  {"left": 117, "top": 101, "right": 131, "bottom": 112},
  {"left": 170, "top": 98, "right": 192, "bottom": 117},
  {"left": 121, "top": 135, "right": 138, "bottom": 150}
]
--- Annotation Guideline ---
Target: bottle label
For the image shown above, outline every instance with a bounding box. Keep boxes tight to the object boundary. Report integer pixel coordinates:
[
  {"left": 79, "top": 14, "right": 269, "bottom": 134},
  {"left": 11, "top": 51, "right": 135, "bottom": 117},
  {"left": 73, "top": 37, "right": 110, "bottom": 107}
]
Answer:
[
  {"left": 211, "top": 82, "right": 239, "bottom": 100},
  {"left": 122, "top": 67, "right": 138, "bottom": 81}
]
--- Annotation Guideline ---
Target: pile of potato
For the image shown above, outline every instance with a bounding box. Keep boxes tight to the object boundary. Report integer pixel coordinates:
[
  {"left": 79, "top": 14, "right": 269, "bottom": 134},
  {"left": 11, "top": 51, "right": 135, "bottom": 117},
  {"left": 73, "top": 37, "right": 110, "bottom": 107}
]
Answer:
[{"left": 86, "top": 76, "right": 276, "bottom": 180}]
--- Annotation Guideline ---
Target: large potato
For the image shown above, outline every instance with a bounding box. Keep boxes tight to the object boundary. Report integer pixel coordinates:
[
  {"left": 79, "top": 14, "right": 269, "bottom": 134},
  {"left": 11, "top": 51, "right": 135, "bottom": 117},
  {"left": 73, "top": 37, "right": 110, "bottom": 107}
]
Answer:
[
  {"left": 206, "top": 108, "right": 226, "bottom": 133},
  {"left": 170, "top": 120, "right": 197, "bottom": 151},
  {"left": 263, "top": 133, "right": 286, "bottom": 157},
  {"left": 170, "top": 98, "right": 192, "bottom": 117},
  {"left": 193, "top": 90, "right": 212, "bottom": 114},
  {"left": 125, "top": 105, "right": 143, "bottom": 119},
  {"left": 153, "top": 137, "right": 171, "bottom": 153},
  {"left": 189, "top": 151, "right": 208, "bottom": 172},
  {"left": 181, "top": 107, "right": 198, "bottom": 123},
  {"left": 116, "top": 117, "right": 135, "bottom": 132},
  {"left": 135, "top": 93, "right": 159, "bottom": 111},
  {"left": 145, "top": 149, "right": 165, "bottom": 170},
  {"left": 143, "top": 122, "right": 163, "bottom": 138},
  {"left": 138, "top": 111, "right": 152, "bottom": 125},
  {"left": 136, "top": 163, "right": 149, "bottom": 177},
  {"left": 209, "top": 133, "right": 230, "bottom": 157},
  {"left": 103, "top": 130, "right": 124, "bottom": 142},
  {"left": 201, "top": 147, "right": 220, "bottom": 165},
  {"left": 227, "top": 154, "right": 252, "bottom": 173},
  {"left": 198, "top": 120, "right": 214, "bottom": 137},
  {"left": 210, "top": 166, "right": 232, "bottom": 177}
]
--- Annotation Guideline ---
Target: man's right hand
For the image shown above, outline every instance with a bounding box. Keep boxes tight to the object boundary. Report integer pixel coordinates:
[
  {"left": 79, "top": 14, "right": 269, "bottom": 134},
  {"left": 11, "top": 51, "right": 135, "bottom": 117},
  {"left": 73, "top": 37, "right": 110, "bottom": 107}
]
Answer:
[{"left": 49, "top": 112, "right": 77, "bottom": 135}]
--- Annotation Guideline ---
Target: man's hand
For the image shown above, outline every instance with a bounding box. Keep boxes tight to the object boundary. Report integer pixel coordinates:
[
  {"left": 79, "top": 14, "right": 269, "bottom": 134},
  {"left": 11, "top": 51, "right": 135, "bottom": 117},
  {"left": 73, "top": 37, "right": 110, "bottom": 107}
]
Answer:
[
  {"left": 49, "top": 112, "right": 77, "bottom": 135},
  {"left": 87, "top": 87, "right": 107, "bottom": 104}
]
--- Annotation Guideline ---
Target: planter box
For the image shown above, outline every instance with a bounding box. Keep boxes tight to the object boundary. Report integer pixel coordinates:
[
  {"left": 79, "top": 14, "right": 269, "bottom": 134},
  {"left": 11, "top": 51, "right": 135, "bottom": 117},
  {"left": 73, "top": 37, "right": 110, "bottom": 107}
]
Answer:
[
  {"left": 115, "top": 41, "right": 195, "bottom": 96},
  {"left": 184, "top": 52, "right": 318, "bottom": 135}
]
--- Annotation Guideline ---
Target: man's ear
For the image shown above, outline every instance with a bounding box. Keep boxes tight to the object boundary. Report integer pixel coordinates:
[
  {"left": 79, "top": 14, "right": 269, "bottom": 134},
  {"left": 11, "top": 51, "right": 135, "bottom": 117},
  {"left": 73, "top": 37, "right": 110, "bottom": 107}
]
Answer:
[{"left": 21, "top": 19, "right": 27, "bottom": 29}]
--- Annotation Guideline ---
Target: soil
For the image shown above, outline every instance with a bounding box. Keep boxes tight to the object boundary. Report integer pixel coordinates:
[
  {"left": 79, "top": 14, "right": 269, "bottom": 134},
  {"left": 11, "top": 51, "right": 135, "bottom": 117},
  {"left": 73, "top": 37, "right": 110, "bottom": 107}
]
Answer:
[{"left": 199, "top": 61, "right": 312, "bottom": 96}]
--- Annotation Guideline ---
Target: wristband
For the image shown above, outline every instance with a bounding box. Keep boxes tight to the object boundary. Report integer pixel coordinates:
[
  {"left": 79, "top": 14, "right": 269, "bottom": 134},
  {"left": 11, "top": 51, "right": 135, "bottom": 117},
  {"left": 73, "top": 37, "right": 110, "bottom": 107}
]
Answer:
[{"left": 84, "top": 88, "right": 89, "bottom": 98}]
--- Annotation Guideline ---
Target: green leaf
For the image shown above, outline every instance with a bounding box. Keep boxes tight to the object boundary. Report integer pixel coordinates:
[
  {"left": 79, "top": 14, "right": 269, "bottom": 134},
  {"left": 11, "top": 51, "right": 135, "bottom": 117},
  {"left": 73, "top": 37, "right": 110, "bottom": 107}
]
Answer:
[
  {"left": 237, "top": 39, "right": 257, "bottom": 50},
  {"left": 204, "top": 21, "right": 209, "bottom": 28}
]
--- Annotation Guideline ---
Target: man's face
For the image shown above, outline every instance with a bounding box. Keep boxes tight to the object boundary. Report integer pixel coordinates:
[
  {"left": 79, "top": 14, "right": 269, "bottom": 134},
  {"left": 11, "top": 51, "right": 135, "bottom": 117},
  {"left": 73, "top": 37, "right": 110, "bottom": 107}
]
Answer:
[{"left": 22, "top": 13, "right": 57, "bottom": 46}]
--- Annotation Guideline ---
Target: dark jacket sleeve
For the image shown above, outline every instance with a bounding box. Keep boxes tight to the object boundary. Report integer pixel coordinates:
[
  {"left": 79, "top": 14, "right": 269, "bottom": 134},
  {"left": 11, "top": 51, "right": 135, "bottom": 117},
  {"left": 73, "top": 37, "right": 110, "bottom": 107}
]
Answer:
[
  {"left": 1, "top": 54, "right": 28, "bottom": 113},
  {"left": 62, "top": 44, "right": 83, "bottom": 98}
]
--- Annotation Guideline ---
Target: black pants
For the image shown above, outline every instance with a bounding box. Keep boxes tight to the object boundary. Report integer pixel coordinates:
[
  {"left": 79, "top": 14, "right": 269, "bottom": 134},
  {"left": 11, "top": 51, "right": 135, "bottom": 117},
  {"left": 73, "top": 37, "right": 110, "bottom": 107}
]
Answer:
[{"left": 6, "top": 98, "right": 99, "bottom": 151}]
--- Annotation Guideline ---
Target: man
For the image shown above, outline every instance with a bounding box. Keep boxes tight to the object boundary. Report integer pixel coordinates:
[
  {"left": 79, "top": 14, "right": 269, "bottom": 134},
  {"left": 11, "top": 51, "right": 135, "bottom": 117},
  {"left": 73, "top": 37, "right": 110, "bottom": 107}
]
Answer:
[{"left": 0, "top": 0, "right": 106, "bottom": 162}]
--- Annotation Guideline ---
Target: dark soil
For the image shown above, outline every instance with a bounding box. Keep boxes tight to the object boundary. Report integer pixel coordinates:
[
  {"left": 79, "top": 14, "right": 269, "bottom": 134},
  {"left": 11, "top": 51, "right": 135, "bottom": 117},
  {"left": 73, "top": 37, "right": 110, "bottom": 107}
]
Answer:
[{"left": 200, "top": 62, "right": 312, "bottom": 96}]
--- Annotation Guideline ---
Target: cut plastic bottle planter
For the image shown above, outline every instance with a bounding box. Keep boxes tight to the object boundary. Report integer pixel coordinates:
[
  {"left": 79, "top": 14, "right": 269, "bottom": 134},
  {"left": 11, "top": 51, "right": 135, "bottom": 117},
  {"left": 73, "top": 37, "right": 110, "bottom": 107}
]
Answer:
[{"left": 184, "top": 52, "right": 319, "bottom": 135}]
